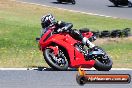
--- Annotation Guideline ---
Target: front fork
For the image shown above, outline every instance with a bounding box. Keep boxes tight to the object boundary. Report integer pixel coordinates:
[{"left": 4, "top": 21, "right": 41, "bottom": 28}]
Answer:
[{"left": 85, "top": 47, "right": 106, "bottom": 60}]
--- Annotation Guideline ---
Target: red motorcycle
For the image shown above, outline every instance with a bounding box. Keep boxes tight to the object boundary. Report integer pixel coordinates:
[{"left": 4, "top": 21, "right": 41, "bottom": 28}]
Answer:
[{"left": 38, "top": 26, "right": 113, "bottom": 71}]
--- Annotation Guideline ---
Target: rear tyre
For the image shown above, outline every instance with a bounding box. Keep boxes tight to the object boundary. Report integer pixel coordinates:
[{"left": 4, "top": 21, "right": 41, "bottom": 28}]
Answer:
[
  {"left": 128, "top": 1, "right": 132, "bottom": 7},
  {"left": 111, "top": 30, "right": 122, "bottom": 38},
  {"left": 71, "top": 0, "right": 76, "bottom": 4},
  {"left": 94, "top": 47, "right": 113, "bottom": 71},
  {"left": 57, "top": 0, "right": 62, "bottom": 3},
  {"left": 43, "top": 47, "right": 69, "bottom": 70},
  {"left": 100, "top": 30, "right": 111, "bottom": 38}
]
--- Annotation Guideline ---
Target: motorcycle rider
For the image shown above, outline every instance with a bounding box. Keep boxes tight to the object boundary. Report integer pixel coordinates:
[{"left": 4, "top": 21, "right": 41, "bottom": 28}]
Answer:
[{"left": 41, "top": 14, "right": 96, "bottom": 59}]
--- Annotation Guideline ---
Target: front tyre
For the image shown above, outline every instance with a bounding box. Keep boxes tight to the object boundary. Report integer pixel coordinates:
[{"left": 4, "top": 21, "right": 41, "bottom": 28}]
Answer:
[
  {"left": 113, "top": 2, "right": 119, "bottom": 7},
  {"left": 94, "top": 47, "right": 113, "bottom": 71},
  {"left": 43, "top": 48, "right": 69, "bottom": 70}
]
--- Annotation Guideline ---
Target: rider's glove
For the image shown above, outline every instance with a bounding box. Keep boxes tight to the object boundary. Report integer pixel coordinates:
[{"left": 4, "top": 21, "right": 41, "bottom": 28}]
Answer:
[
  {"left": 57, "top": 27, "right": 67, "bottom": 33},
  {"left": 57, "top": 28, "right": 63, "bottom": 33},
  {"left": 61, "top": 27, "right": 67, "bottom": 31}
]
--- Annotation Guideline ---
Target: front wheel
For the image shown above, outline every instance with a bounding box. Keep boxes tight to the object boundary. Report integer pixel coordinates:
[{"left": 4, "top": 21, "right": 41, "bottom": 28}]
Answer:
[
  {"left": 43, "top": 47, "right": 69, "bottom": 70},
  {"left": 93, "top": 47, "right": 113, "bottom": 71},
  {"left": 113, "top": 2, "right": 119, "bottom": 7}
]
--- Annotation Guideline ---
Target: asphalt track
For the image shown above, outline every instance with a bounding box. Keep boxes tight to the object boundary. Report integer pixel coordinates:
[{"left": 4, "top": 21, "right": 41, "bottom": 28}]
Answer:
[
  {"left": 18, "top": 0, "right": 132, "bottom": 19},
  {"left": 0, "top": 68, "right": 131, "bottom": 88}
]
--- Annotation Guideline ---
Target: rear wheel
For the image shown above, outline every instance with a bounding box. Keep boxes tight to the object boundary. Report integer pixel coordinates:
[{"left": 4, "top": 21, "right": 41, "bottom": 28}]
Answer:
[
  {"left": 94, "top": 47, "right": 113, "bottom": 71},
  {"left": 128, "top": 1, "right": 132, "bottom": 7},
  {"left": 43, "top": 47, "right": 69, "bottom": 70},
  {"left": 57, "top": 0, "right": 62, "bottom": 3},
  {"left": 71, "top": 0, "right": 76, "bottom": 4}
]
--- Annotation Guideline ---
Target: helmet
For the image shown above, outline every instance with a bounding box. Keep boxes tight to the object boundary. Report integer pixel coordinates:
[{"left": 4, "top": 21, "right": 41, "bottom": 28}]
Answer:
[{"left": 41, "top": 14, "right": 56, "bottom": 28}]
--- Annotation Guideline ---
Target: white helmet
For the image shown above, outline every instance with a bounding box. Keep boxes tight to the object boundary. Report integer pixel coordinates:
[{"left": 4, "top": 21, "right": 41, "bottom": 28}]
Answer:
[{"left": 41, "top": 14, "right": 56, "bottom": 28}]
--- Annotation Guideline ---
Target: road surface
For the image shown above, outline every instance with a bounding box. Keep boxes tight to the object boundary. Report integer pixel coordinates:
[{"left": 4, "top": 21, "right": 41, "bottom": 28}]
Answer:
[
  {"left": 18, "top": 0, "right": 132, "bottom": 19},
  {"left": 0, "top": 68, "right": 131, "bottom": 88}
]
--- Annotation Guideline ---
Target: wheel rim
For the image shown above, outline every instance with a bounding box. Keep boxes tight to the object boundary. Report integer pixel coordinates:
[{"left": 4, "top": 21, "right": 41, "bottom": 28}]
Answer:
[
  {"left": 99, "top": 54, "right": 110, "bottom": 65},
  {"left": 47, "top": 49, "right": 67, "bottom": 67},
  {"left": 95, "top": 48, "right": 110, "bottom": 65}
]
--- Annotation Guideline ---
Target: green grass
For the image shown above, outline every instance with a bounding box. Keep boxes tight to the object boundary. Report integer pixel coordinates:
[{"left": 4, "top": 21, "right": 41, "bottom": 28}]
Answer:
[
  {"left": 0, "top": 0, "right": 132, "bottom": 68},
  {"left": 99, "top": 38, "right": 132, "bottom": 68}
]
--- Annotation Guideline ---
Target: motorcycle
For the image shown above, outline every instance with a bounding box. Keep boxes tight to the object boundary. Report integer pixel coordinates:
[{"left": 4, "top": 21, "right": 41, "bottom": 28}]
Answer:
[
  {"left": 57, "top": 0, "right": 76, "bottom": 4},
  {"left": 109, "top": 0, "right": 132, "bottom": 7},
  {"left": 37, "top": 26, "right": 113, "bottom": 71}
]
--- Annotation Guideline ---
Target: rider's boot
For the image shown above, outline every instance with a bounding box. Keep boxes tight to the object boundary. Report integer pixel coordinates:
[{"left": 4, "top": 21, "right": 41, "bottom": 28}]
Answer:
[{"left": 82, "top": 37, "right": 98, "bottom": 60}]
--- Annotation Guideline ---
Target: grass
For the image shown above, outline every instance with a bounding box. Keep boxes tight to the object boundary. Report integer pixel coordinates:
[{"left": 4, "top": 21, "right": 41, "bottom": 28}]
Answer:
[
  {"left": 0, "top": 0, "right": 132, "bottom": 68},
  {"left": 94, "top": 38, "right": 132, "bottom": 68}
]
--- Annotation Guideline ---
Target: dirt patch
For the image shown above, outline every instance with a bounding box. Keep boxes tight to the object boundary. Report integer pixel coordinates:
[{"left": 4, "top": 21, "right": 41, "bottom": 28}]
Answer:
[
  {"left": 0, "top": 0, "right": 12, "bottom": 8},
  {"left": 94, "top": 36, "right": 132, "bottom": 45}
]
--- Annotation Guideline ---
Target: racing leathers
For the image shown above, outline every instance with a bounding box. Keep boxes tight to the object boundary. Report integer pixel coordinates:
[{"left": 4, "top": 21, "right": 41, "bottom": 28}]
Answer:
[{"left": 41, "top": 21, "right": 96, "bottom": 59}]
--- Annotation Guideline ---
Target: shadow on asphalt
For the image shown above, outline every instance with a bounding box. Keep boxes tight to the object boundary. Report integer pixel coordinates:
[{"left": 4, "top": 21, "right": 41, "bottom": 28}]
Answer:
[
  {"left": 107, "top": 5, "right": 132, "bottom": 8},
  {"left": 51, "top": 2, "right": 75, "bottom": 5},
  {"left": 32, "top": 66, "right": 96, "bottom": 71}
]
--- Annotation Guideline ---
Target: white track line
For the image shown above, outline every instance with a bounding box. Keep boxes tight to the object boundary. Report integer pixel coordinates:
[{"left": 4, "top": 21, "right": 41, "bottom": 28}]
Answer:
[
  {"left": 0, "top": 68, "right": 132, "bottom": 70},
  {"left": 0, "top": 68, "right": 28, "bottom": 70},
  {"left": 16, "top": 1, "right": 118, "bottom": 19}
]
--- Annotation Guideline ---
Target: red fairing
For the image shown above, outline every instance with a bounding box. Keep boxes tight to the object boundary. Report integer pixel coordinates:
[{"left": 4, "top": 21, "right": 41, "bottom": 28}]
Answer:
[
  {"left": 39, "top": 27, "right": 95, "bottom": 68},
  {"left": 82, "top": 31, "right": 93, "bottom": 38},
  {"left": 48, "top": 46, "right": 59, "bottom": 56}
]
